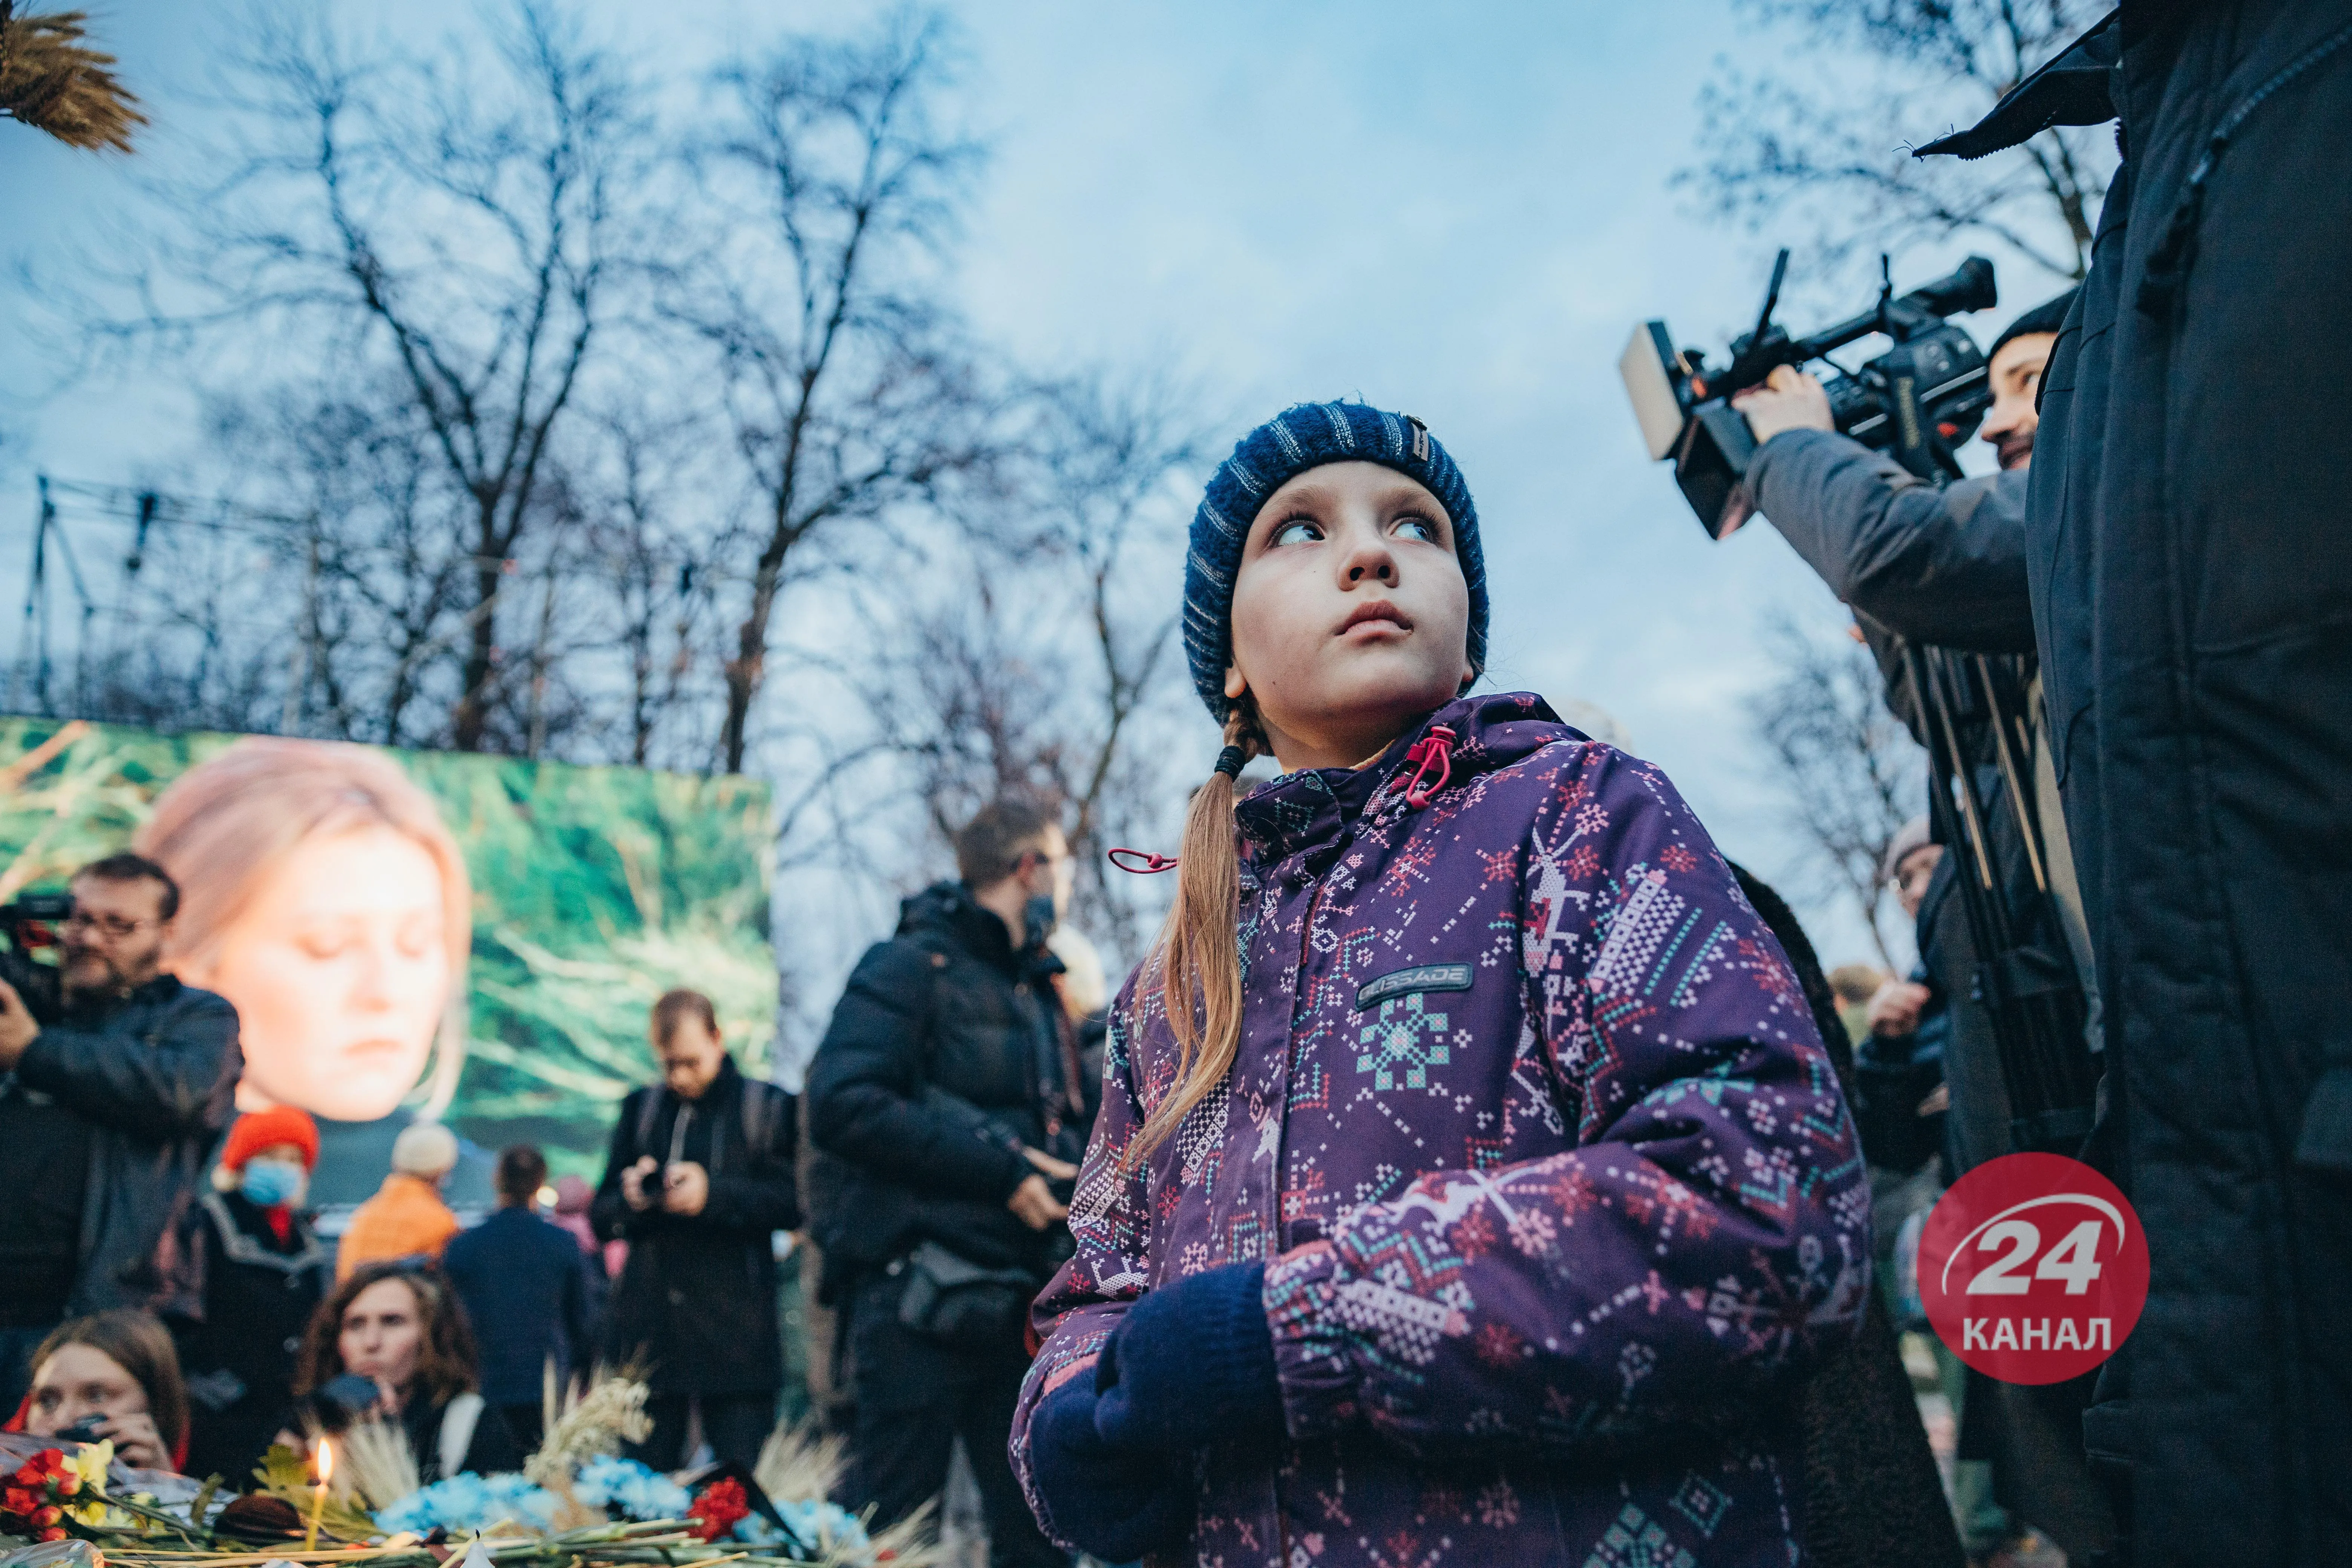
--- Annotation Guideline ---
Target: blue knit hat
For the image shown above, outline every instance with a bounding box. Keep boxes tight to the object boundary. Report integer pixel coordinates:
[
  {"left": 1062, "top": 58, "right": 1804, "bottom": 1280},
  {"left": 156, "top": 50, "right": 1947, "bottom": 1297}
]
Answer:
[{"left": 1184, "top": 402, "right": 1487, "bottom": 718}]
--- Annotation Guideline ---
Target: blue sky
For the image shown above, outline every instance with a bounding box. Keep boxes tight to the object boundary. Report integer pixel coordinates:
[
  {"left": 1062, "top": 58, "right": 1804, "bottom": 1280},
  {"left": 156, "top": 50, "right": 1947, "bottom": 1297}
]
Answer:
[{"left": 0, "top": 1, "right": 2058, "bottom": 976}]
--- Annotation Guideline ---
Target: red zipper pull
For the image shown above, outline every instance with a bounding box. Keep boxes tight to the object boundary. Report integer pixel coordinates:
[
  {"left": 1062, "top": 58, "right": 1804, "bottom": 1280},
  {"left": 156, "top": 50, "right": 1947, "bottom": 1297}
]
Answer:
[{"left": 1402, "top": 725, "right": 1456, "bottom": 808}]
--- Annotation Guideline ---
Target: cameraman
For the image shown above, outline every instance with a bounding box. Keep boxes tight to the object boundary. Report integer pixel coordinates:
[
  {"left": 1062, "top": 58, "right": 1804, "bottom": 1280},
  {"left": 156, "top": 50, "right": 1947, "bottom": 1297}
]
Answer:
[
  {"left": 1731, "top": 289, "right": 2072, "bottom": 655},
  {"left": 1730, "top": 296, "right": 2118, "bottom": 1563},
  {"left": 0, "top": 854, "right": 240, "bottom": 1414}
]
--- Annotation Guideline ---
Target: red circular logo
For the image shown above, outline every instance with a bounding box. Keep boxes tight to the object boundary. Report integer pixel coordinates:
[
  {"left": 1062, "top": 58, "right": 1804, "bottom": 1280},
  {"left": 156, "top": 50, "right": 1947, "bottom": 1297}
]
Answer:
[{"left": 1917, "top": 1152, "right": 2147, "bottom": 1385}]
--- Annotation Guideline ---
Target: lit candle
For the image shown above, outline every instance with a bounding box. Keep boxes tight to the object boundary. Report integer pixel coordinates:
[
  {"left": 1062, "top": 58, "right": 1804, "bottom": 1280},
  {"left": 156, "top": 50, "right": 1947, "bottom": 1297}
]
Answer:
[{"left": 304, "top": 1436, "right": 335, "bottom": 1553}]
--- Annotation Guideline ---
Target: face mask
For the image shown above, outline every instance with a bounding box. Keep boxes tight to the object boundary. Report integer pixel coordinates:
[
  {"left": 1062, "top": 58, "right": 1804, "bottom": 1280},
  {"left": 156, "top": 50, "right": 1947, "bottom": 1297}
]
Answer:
[
  {"left": 1022, "top": 892, "right": 1058, "bottom": 952},
  {"left": 241, "top": 1158, "right": 309, "bottom": 1210}
]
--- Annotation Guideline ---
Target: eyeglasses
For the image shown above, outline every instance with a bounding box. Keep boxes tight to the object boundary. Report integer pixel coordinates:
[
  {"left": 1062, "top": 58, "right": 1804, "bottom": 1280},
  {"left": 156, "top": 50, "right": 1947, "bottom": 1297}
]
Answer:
[{"left": 62, "top": 911, "right": 153, "bottom": 940}]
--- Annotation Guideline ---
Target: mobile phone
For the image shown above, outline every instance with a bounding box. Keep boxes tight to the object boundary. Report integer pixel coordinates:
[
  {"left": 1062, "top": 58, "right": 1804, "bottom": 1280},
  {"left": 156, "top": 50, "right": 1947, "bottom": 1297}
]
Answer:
[
  {"left": 318, "top": 1373, "right": 381, "bottom": 1415},
  {"left": 55, "top": 1415, "right": 109, "bottom": 1446}
]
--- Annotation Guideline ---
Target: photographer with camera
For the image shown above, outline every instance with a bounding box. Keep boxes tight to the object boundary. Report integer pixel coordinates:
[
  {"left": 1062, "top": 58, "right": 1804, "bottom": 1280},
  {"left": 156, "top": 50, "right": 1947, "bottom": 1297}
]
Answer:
[
  {"left": 0, "top": 854, "right": 240, "bottom": 1418},
  {"left": 1732, "top": 289, "right": 2071, "bottom": 655},
  {"left": 591, "top": 988, "right": 798, "bottom": 1471},
  {"left": 803, "top": 798, "right": 1090, "bottom": 1568}
]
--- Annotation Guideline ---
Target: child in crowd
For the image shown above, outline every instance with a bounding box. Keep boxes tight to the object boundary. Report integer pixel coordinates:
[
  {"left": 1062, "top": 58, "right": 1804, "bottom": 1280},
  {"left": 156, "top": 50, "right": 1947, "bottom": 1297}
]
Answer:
[{"left": 1013, "top": 403, "right": 1870, "bottom": 1564}]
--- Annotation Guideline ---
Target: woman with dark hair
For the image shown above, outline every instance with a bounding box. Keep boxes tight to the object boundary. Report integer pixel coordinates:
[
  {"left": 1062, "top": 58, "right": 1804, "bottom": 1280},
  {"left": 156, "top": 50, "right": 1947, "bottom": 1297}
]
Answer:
[
  {"left": 284, "top": 1263, "right": 522, "bottom": 1481},
  {"left": 6, "top": 1311, "right": 190, "bottom": 1473}
]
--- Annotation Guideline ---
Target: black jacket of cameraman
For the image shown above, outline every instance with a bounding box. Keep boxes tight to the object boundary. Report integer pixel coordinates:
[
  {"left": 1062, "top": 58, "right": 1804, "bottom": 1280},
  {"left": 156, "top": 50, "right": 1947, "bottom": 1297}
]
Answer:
[
  {"left": 1747, "top": 428, "right": 2035, "bottom": 654},
  {"left": 8, "top": 975, "right": 242, "bottom": 1317},
  {"left": 802, "top": 881, "right": 1093, "bottom": 1299},
  {"left": 590, "top": 1056, "right": 798, "bottom": 1396}
]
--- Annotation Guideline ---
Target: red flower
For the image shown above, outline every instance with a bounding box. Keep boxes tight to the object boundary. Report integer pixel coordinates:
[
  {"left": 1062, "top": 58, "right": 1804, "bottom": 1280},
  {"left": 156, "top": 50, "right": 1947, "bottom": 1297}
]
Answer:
[
  {"left": 31, "top": 1505, "right": 63, "bottom": 1529},
  {"left": 686, "top": 1478, "right": 750, "bottom": 1544}
]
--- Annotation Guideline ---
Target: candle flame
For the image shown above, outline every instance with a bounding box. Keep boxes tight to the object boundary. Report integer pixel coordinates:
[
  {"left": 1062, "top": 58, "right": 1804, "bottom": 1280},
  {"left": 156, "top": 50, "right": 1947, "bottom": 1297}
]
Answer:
[{"left": 315, "top": 1436, "right": 335, "bottom": 1484}]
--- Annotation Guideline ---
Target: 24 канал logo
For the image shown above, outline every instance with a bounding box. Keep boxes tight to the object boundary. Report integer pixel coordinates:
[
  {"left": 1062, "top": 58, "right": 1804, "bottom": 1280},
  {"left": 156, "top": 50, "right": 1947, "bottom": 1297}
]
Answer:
[{"left": 1918, "top": 1152, "right": 2148, "bottom": 1384}]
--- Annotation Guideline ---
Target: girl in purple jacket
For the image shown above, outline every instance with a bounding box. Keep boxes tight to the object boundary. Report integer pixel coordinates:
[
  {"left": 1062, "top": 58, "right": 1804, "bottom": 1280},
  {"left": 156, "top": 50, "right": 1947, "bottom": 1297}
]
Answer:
[{"left": 1014, "top": 403, "right": 1869, "bottom": 1566}]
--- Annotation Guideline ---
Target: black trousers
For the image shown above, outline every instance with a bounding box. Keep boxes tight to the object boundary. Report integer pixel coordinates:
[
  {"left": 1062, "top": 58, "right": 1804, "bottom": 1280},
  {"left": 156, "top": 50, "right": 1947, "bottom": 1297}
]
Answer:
[
  {"left": 838, "top": 1276, "right": 1064, "bottom": 1568},
  {"left": 628, "top": 1389, "right": 776, "bottom": 1471}
]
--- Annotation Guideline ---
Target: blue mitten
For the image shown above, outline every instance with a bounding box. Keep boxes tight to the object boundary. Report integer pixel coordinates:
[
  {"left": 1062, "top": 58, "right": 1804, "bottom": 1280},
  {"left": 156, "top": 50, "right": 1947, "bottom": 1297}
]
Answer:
[
  {"left": 1027, "top": 1378, "right": 1193, "bottom": 1560},
  {"left": 1093, "top": 1261, "right": 1283, "bottom": 1454}
]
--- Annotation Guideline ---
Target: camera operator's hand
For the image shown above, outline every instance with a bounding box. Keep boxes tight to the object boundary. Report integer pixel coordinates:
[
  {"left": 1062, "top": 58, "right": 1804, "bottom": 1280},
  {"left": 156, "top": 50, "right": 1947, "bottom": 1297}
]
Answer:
[
  {"left": 621, "top": 1155, "right": 659, "bottom": 1211},
  {"left": 661, "top": 1159, "right": 709, "bottom": 1217},
  {"left": 0, "top": 977, "right": 40, "bottom": 1069},
  {"left": 1009, "top": 1173, "right": 1069, "bottom": 1231},
  {"left": 1731, "top": 364, "right": 1836, "bottom": 444},
  {"left": 1867, "top": 978, "right": 1932, "bottom": 1038}
]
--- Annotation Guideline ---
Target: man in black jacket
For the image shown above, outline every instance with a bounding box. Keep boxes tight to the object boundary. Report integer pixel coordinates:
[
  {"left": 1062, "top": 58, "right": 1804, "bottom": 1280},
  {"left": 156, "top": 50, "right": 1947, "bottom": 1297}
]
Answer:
[
  {"left": 805, "top": 798, "right": 1088, "bottom": 1568},
  {"left": 1920, "top": 7, "right": 2352, "bottom": 1561},
  {"left": 0, "top": 853, "right": 241, "bottom": 1413},
  {"left": 593, "top": 989, "right": 798, "bottom": 1469},
  {"left": 1731, "top": 298, "right": 2117, "bottom": 1561}
]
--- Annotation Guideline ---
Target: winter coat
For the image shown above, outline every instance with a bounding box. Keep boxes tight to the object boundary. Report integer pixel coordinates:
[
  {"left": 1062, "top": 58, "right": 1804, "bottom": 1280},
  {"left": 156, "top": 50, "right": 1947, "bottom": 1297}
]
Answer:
[
  {"left": 1933, "top": 5, "right": 2352, "bottom": 1559},
  {"left": 1012, "top": 694, "right": 1870, "bottom": 1566},
  {"left": 804, "top": 882, "right": 1093, "bottom": 1294},
  {"left": 591, "top": 1058, "right": 798, "bottom": 1395},
  {"left": 444, "top": 1206, "right": 592, "bottom": 1407},
  {"left": 155, "top": 1189, "right": 331, "bottom": 1486},
  {"left": 11, "top": 975, "right": 242, "bottom": 1315},
  {"left": 1749, "top": 430, "right": 2037, "bottom": 654},
  {"left": 335, "top": 1173, "right": 459, "bottom": 1280}
]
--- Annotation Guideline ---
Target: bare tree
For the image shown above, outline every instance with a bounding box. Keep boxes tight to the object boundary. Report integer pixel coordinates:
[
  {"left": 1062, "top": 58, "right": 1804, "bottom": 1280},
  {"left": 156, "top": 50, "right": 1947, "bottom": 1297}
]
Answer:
[
  {"left": 678, "top": 8, "right": 1000, "bottom": 775},
  {"left": 70, "top": 0, "right": 645, "bottom": 751},
  {"left": 1749, "top": 616, "right": 1926, "bottom": 966},
  {"left": 1681, "top": 0, "right": 2115, "bottom": 282}
]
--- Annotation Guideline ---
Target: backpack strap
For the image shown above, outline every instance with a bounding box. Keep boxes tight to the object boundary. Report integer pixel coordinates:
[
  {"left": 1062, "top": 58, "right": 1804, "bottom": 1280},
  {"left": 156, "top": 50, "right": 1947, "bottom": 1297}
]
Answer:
[{"left": 437, "top": 1392, "right": 484, "bottom": 1480}]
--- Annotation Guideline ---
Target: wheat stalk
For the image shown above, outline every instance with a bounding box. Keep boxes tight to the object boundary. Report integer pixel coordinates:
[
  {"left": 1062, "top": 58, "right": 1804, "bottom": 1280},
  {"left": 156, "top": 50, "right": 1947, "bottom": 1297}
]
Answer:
[{"left": 0, "top": 0, "right": 146, "bottom": 152}]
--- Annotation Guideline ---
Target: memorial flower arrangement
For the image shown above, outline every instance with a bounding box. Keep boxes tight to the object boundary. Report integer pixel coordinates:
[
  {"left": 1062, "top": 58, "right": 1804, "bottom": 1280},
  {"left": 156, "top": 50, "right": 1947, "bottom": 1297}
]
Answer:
[{"left": 0, "top": 1374, "right": 943, "bottom": 1568}]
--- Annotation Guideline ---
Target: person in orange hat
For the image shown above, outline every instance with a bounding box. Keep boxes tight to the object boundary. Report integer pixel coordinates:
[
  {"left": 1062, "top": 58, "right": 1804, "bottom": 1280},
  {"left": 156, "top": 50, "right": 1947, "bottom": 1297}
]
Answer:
[{"left": 152, "top": 1104, "right": 331, "bottom": 1482}]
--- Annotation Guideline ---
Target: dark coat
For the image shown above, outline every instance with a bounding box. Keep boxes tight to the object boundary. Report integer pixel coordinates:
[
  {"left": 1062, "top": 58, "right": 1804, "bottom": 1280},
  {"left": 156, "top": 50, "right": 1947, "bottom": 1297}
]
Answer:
[
  {"left": 13, "top": 976, "right": 242, "bottom": 1315},
  {"left": 1750, "top": 429, "right": 2038, "bottom": 653},
  {"left": 444, "top": 1206, "right": 591, "bottom": 1407},
  {"left": 803, "top": 882, "right": 1090, "bottom": 1292},
  {"left": 1942, "top": 3, "right": 2352, "bottom": 1558},
  {"left": 155, "top": 1189, "right": 331, "bottom": 1487},
  {"left": 591, "top": 1058, "right": 798, "bottom": 1395},
  {"left": 1014, "top": 695, "right": 1871, "bottom": 1565}
]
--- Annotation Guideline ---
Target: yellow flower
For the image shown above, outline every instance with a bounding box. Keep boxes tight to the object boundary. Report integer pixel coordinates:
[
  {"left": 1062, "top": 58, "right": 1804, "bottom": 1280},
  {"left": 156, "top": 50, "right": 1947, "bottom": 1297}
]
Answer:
[
  {"left": 63, "top": 1442, "right": 113, "bottom": 1498},
  {"left": 68, "top": 1500, "right": 110, "bottom": 1528}
]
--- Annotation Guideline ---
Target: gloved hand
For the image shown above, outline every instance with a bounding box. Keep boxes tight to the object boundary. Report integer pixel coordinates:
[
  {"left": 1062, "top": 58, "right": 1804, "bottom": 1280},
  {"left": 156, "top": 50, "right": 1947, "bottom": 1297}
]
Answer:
[
  {"left": 1027, "top": 1377, "right": 1192, "bottom": 1561},
  {"left": 1093, "top": 1260, "right": 1283, "bottom": 1454}
]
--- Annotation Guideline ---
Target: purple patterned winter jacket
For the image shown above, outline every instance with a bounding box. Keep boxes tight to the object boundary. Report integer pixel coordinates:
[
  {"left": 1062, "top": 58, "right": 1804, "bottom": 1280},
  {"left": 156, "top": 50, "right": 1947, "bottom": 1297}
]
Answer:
[{"left": 1012, "top": 692, "right": 1871, "bottom": 1566}]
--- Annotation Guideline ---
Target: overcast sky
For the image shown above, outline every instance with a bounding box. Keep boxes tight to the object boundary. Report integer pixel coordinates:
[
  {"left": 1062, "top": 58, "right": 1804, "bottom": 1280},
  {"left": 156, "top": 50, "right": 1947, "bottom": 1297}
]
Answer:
[{"left": 0, "top": 1, "right": 2058, "bottom": 978}]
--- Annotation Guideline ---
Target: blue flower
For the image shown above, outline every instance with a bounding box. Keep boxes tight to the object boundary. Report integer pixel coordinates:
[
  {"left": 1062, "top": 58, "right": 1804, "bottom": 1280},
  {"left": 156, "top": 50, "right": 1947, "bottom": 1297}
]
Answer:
[
  {"left": 373, "top": 1472, "right": 560, "bottom": 1536},
  {"left": 573, "top": 1456, "right": 690, "bottom": 1522}
]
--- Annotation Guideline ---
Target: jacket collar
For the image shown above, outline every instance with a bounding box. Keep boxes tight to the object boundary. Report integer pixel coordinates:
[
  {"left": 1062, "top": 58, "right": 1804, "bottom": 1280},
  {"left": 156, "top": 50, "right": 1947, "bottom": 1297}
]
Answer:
[
  {"left": 1235, "top": 691, "right": 1566, "bottom": 865},
  {"left": 898, "top": 879, "right": 1025, "bottom": 975}
]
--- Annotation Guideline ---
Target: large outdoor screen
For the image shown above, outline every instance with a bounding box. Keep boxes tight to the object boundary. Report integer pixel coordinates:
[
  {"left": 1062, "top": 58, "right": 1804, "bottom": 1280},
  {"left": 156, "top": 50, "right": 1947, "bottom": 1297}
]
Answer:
[{"left": 0, "top": 717, "right": 776, "bottom": 1205}]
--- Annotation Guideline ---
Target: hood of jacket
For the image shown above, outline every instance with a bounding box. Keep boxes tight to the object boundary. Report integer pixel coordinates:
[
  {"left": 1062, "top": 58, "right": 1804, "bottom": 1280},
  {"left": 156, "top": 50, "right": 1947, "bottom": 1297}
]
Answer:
[{"left": 1235, "top": 690, "right": 1571, "bottom": 866}]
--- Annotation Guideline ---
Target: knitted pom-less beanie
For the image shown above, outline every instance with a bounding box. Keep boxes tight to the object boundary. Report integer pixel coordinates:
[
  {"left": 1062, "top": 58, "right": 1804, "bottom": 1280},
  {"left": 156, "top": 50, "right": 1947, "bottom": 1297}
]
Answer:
[{"left": 1184, "top": 402, "right": 1487, "bottom": 718}]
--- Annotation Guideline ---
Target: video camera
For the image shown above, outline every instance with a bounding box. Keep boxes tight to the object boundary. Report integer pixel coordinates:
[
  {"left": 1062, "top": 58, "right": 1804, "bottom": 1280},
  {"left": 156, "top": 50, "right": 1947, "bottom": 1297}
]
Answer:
[
  {"left": 0, "top": 892, "right": 69, "bottom": 1019},
  {"left": 1622, "top": 250, "right": 2000, "bottom": 537}
]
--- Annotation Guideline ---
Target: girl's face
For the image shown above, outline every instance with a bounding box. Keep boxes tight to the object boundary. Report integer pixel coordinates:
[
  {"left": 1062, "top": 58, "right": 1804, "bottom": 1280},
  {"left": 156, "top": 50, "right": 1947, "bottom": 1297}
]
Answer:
[
  {"left": 1226, "top": 461, "right": 1475, "bottom": 771},
  {"left": 338, "top": 1278, "right": 426, "bottom": 1394},
  {"left": 26, "top": 1344, "right": 150, "bottom": 1437},
  {"left": 199, "top": 825, "right": 451, "bottom": 1123}
]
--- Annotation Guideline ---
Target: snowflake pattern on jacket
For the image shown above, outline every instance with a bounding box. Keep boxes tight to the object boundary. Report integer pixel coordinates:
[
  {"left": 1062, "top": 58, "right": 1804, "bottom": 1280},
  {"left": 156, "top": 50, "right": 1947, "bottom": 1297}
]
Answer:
[{"left": 1012, "top": 693, "right": 1871, "bottom": 1566}]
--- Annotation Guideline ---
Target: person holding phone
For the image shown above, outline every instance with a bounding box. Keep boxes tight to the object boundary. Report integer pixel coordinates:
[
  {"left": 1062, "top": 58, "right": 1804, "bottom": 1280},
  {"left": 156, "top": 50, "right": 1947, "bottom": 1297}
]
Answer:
[
  {"left": 285, "top": 1262, "right": 522, "bottom": 1481},
  {"left": 9, "top": 1311, "right": 189, "bottom": 1473},
  {"left": 591, "top": 991, "right": 797, "bottom": 1472}
]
